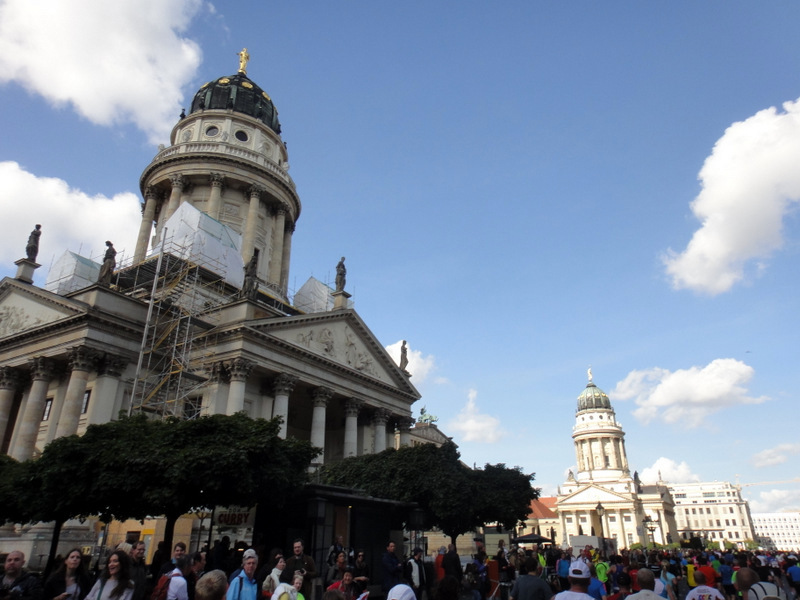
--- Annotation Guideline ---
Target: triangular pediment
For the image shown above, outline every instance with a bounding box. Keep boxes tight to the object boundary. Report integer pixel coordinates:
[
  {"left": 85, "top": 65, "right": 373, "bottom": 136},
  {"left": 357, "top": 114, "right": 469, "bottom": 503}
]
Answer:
[
  {"left": 559, "top": 483, "right": 633, "bottom": 506},
  {"left": 248, "top": 309, "right": 420, "bottom": 397},
  {"left": 0, "top": 278, "right": 84, "bottom": 340}
]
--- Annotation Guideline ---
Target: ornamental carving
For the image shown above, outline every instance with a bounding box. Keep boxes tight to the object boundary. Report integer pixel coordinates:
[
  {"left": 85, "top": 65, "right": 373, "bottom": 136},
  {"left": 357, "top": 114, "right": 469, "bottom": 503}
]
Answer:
[
  {"left": 206, "top": 361, "right": 229, "bottom": 384},
  {"left": 344, "top": 398, "right": 363, "bottom": 417},
  {"left": 372, "top": 408, "right": 390, "bottom": 427},
  {"left": 209, "top": 173, "right": 225, "bottom": 187},
  {"left": 0, "top": 366, "right": 20, "bottom": 390},
  {"left": 229, "top": 358, "right": 254, "bottom": 381},
  {"left": 169, "top": 174, "right": 186, "bottom": 190},
  {"left": 312, "top": 387, "right": 333, "bottom": 408},
  {"left": 98, "top": 355, "right": 127, "bottom": 378},
  {"left": 29, "top": 356, "right": 54, "bottom": 381},
  {"left": 273, "top": 373, "right": 297, "bottom": 396},
  {"left": 0, "top": 305, "right": 44, "bottom": 338},
  {"left": 68, "top": 347, "right": 98, "bottom": 372}
]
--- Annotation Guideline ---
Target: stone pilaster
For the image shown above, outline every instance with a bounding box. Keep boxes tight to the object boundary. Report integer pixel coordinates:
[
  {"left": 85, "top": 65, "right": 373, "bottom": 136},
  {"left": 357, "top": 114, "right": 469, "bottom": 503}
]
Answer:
[
  {"left": 0, "top": 367, "right": 21, "bottom": 448},
  {"left": 165, "top": 174, "right": 186, "bottom": 222},
  {"left": 241, "top": 186, "right": 263, "bottom": 262},
  {"left": 226, "top": 358, "right": 254, "bottom": 415},
  {"left": 397, "top": 416, "right": 414, "bottom": 448},
  {"left": 309, "top": 387, "right": 333, "bottom": 470},
  {"left": 11, "top": 357, "right": 54, "bottom": 461},
  {"left": 202, "top": 361, "right": 229, "bottom": 415},
  {"left": 87, "top": 355, "right": 127, "bottom": 425},
  {"left": 134, "top": 186, "right": 160, "bottom": 263},
  {"left": 268, "top": 204, "right": 286, "bottom": 286},
  {"left": 372, "top": 408, "right": 390, "bottom": 453},
  {"left": 343, "top": 398, "right": 362, "bottom": 458},
  {"left": 55, "top": 347, "right": 98, "bottom": 438},
  {"left": 272, "top": 373, "right": 297, "bottom": 439},
  {"left": 279, "top": 221, "right": 294, "bottom": 293},
  {"left": 207, "top": 173, "right": 225, "bottom": 220}
]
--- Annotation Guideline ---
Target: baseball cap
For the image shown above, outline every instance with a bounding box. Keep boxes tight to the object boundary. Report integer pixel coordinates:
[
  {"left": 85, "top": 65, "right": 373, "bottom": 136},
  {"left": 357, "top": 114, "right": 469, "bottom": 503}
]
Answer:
[{"left": 569, "top": 561, "right": 590, "bottom": 579}]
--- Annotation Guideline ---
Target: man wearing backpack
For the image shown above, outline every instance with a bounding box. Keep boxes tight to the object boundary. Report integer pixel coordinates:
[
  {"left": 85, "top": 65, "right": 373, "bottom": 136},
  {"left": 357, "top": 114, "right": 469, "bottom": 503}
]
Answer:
[
  {"left": 226, "top": 553, "right": 258, "bottom": 600},
  {"left": 151, "top": 556, "right": 191, "bottom": 600}
]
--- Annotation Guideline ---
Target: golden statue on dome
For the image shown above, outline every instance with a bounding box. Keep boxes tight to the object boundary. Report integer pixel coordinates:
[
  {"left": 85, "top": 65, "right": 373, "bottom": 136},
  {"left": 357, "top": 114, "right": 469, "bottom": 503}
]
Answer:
[{"left": 237, "top": 48, "right": 250, "bottom": 74}]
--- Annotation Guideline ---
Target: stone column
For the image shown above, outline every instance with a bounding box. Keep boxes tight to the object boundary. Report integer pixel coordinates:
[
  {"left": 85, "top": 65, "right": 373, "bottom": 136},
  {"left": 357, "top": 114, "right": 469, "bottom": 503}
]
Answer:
[
  {"left": 11, "top": 357, "right": 54, "bottom": 461},
  {"left": 241, "top": 186, "right": 263, "bottom": 262},
  {"left": 207, "top": 173, "right": 225, "bottom": 220},
  {"left": 226, "top": 358, "right": 254, "bottom": 415},
  {"left": 397, "top": 417, "right": 413, "bottom": 448},
  {"left": 343, "top": 398, "right": 362, "bottom": 458},
  {"left": 372, "top": 409, "right": 390, "bottom": 453},
  {"left": 0, "top": 367, "right": 20, "bottom": 448},
  {"left": 55, "top": 347, "right": 98, "bottom": 438},
  {"left": 202, "top": 362, "right": 229, "bottom": 415},
  {"left": 164, "top": 174, "right": 185, "bottom": 223},
  {"left": 272, "top": 373, "right": 297, "bottom": 439},
  {"left": 268, "top": 204, "right": 286, "bottom": 286},
  {"left": 279, "top": 222, "right": 293, "bottom": 293},
  {"left": 309, "top": 387, "right": 332, "bottom": 470},
  {"left": 87, "top": 355, "right": 127, "bottom": 425},
  {"left": 134, "top": 186, "right": 160, "bottom": 263}
]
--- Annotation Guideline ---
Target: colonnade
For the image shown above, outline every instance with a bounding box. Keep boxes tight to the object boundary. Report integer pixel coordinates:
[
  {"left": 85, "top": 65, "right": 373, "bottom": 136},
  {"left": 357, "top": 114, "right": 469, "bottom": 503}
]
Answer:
[
  {"left": 574, "top": 435, "right": 629, "bottom": 472},
  {"left": 0, "top": 350, "right": 128, "bottom": 462},
  {"left": 132, "top": 175, "right": 296, "bottom": 296}
]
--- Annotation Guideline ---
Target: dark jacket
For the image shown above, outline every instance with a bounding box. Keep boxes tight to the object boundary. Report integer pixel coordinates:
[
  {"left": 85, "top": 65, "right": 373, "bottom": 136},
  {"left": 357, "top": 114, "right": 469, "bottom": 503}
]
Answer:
[
  {"left": 43, "top": 572, "right": 92, "bottom": 600},
  {"left": 3, "top": 571, "right": 44, "bottom": 600}
]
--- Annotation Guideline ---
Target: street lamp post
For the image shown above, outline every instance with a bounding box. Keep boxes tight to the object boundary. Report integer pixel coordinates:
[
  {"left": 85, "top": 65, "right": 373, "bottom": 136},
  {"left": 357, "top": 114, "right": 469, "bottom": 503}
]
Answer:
[
  {"left": 643, "top": 515, "right": 658, "bottom": 546},
  {"left": 596, "top": 502, "right": 606, "bottom": 554}
]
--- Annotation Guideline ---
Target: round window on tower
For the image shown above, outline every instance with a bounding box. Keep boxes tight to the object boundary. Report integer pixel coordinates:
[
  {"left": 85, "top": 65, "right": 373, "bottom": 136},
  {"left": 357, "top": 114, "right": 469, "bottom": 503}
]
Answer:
[
  {"left": 235, "top": 130, "right": 249, "bottom": 142},
  {"left": 205, "top": 126, "right": 219, "bottom": 137}
]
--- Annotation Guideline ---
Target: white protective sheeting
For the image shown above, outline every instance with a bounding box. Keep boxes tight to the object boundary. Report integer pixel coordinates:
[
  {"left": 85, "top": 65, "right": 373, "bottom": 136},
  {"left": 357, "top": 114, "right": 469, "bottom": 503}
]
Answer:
[
  {"left": 44, "top": 251, "right": 101, "bottom": 295},
  {"left": 294, "top": 276, "right": 353, "bottom": 313},
  {"left": 150, "top": 203, "right": 245, "bottom": 288}
]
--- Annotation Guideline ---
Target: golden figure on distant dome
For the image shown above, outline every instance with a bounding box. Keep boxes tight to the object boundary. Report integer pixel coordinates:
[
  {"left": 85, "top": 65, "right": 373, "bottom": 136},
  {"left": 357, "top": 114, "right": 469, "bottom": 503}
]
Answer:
[{"left": 237, "top": 48, "right": 250, "bottom": 74}]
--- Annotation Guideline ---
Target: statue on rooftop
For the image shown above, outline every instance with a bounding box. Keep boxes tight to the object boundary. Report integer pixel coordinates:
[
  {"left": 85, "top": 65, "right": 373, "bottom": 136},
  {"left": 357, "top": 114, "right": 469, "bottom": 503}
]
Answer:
[
  {"left": 237, "top": 48, "right": 250, "bottom": 74},
  {"left": 335, "top": 256, "right": 346, "bottom": 292},
  {"left": 241, "top": 254, "right": 259, "bottom": 300},
  {"left": 399, "top": 340, "right": 409, "bottom": 370},
  {"left": 97, "top": 241, "right": 116, "bottom": 286},
  {"left": 25, "top": 224, "right": 41, "bottom": 261}
]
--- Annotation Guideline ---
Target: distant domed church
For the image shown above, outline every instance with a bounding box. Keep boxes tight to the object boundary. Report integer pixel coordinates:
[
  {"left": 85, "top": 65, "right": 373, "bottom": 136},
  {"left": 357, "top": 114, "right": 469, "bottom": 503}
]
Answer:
[
  {"left": 555, "top": 370, "right": 678, "bottom": 549},
  {"left": 0, "top": 53, "right": 429, "bottom": 564}
]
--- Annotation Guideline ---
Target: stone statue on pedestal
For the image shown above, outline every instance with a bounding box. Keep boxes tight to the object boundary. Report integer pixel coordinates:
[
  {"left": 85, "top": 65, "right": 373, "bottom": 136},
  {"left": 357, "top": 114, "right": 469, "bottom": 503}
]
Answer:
[
  {"left": 335, "top": 256, "right": 346, "bottom": 292},
  {"left": 25, "top": 225, "right": 41, "bottom": 261},
  {"left": 399, "top": 340, "right": 409, "bottom": 370},
  {"left": 241, "top": 254, "right": 259, "bottom": 300},
  {"left": 97, "top": 241, "right": 116, "bottom": 285}
]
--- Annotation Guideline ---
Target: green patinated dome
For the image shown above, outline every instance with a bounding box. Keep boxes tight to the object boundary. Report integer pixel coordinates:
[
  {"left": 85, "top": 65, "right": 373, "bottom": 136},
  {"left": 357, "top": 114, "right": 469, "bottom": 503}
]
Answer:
[
  {"left": 190, "top": 73, "right": 281, "bottom": 134},
  {"left": 577, "top": 382, "right": 611, "bottom": 411}
]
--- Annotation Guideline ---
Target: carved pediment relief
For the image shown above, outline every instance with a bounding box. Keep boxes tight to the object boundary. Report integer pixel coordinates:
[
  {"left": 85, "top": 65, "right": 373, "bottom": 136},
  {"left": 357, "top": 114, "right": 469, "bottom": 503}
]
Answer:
[
  {"left": 0, "top": 287, "right": 81, "bottom": 339},
  {"left": 269, "top": 320, "right": 394, "bottom": 383},
  {"left": 560, "top": 484, "right": 632, "bottom": 505}
]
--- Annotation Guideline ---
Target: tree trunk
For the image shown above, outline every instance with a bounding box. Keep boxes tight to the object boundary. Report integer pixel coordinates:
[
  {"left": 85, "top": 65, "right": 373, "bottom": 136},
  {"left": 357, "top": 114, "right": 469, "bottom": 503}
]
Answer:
[
  {"left": 44, "top": 517, "right": 65, "bottom": 580},
  {"left": 163, "top": 513, "right": 179, "bottom": 550}
]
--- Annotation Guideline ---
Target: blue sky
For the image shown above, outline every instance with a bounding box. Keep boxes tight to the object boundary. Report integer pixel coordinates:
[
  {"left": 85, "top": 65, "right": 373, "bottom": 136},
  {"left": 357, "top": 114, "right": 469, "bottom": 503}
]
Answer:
[{"left": 1, "top": 1, "right": 800, "bottom": 513}]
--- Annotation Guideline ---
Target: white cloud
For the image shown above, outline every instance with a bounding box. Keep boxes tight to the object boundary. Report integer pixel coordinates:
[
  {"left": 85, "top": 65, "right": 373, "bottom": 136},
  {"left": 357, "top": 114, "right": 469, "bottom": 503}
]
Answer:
[
  {"left": 663, "top": 98, "right": 800, "bottom": 294},
  {"left": 0, "top": 161, "right": 141, "bottom": 276},
  {"left": 0, "top": 0, "right": 205, "bottom": 143},
  {"left": 747, "top": 489, "right": 800, "bottom": 513},
  {"left": 751, "top": 443, "right": 800, "bottom": 468},
  {"left": 385, "top": 340, "right": 436, "bottom": 384},
  {"left": 611, "top": 358, "right": 766, "bottom": 426},
  {"left": 639, "top": 457, "right": 700, "bottom": 484},
  {"left": 447, "top": 388, "right": 505, "bottom": 443}
]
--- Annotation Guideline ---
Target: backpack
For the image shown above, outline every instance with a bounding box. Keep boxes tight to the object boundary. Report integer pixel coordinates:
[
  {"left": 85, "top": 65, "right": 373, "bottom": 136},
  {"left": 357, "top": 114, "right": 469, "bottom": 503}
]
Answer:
[{"left": 151, "top": 573, "right": 181, "bottom": 600}]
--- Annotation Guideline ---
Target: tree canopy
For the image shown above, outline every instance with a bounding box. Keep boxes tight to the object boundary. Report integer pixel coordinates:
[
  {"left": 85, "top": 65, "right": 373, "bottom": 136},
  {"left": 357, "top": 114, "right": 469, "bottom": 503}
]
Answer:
[
  {"left": 321, "top": 441, "right": 537, "bottom": 544},
  {"left": 2, "top": 413, "right": 319, "bottom": 563}
]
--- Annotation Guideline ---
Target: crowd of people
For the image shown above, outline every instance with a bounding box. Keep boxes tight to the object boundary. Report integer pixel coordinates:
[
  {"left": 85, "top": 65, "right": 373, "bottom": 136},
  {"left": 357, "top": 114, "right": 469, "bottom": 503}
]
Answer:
[{"left": 3, "top": 540, "right": 800, "bottom": 600}]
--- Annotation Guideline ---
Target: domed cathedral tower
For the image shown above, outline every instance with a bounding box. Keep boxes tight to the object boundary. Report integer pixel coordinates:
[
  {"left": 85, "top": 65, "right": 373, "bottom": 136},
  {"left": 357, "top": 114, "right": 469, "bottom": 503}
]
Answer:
[
  {"left": 572, "top": 368, "right": 632, "bottom": 485},
  {"left": 133, "top": 50, "right": 299, "bottom": 298}
]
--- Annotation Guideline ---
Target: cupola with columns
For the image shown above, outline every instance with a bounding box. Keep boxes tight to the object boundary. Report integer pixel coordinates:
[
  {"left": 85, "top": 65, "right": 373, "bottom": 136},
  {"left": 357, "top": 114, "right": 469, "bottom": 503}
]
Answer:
[
  {"left": 572, "top": 368, "right": 632, "bottom": 484},
  {"left": 133, "top": 49, "right": 299, "bottom": 299}
]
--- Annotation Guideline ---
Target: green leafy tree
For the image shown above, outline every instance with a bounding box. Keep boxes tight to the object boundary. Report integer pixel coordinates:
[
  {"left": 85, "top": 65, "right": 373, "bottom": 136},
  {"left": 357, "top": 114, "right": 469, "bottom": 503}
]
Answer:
[{"left": 321, "top": 441, "right": 536, "bottom": 545}]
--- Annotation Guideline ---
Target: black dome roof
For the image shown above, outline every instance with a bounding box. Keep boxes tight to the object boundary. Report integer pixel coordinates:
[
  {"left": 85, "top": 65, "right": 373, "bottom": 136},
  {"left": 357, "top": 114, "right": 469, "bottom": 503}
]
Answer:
[{"left": 190, "top": 73, "right": 281, "bottom": 134}]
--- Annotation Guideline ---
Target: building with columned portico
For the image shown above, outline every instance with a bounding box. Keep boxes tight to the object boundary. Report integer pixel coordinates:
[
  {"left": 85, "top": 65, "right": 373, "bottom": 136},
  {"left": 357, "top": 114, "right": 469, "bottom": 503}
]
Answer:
[
  {"left": 556, "top": 372, "right": 678, "bottom": 550},
  {"left": 0, "top": 54, "right": 424, "bottom": 568}
]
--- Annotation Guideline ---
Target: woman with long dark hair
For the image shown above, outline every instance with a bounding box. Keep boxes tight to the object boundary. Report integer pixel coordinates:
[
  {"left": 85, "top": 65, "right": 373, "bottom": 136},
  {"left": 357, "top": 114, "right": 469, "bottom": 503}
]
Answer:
[
  {"left": 44, "top": 549, "right": 91, "bottom": 600},
  {"left": 85, "top": 550, "right": 134, "bottom": 600}
]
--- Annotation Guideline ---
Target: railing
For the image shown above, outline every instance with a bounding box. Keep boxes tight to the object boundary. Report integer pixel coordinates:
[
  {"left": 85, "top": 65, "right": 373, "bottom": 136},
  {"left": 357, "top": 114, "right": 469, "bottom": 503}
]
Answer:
[{"left": 151, "top": 143, "right": 296, "bottom": 190}]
